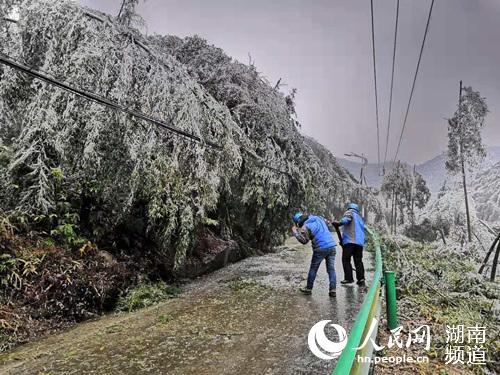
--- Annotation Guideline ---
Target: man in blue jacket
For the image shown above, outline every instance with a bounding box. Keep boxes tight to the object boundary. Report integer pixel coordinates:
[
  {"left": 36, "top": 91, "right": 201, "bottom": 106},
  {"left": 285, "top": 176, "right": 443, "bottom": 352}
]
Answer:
[
  {"left": 333, "top": 203, "right": 366, "bottom": 287},
  {"left": 292, "top": 212, "right": 337, "bottom": 296}
]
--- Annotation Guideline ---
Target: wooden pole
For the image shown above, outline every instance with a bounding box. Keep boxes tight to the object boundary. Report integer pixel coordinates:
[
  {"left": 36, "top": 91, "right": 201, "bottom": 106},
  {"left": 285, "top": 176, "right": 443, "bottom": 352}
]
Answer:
[
  {"left": 391, "top": 189, "right": 396, "bottom": 234},
  {"left": 410, "top": 164, "right": 416, "bottom": 225},
  {"left": 438, "top": 228, "right": 447, "bottom": 245},
  {"left": 459, "top": 81, "right": 472, "bottom": 242},
  {"left": 490, "top": 237, "right": 500, "bottom": 282},
  {"left": 394, "top": 192, "right": 398, "bottom": 231},
  {"left": 478, "top": 235, "right": 498, "bottom": 274}
]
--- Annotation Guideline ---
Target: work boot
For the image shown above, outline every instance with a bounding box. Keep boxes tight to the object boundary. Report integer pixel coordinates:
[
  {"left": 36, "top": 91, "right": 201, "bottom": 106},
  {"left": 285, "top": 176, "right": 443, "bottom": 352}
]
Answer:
[
  {"left": 340, "top": 280, "right": 354, "bottom": 285},
  {"left": 299, "top": 286, "right": 312, "bottom": 295},
  {"left": 329, "top": 288, "right": 336, "bottom": 297}
]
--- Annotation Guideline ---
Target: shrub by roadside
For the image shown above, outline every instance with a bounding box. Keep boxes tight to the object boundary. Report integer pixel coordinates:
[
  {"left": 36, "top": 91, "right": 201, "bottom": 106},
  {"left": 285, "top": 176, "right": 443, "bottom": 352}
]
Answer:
[
  {"left": 376, "top": 236, "right": 499, "bottom": 374},
  {"left": 116, "top": 282, "right": 181, "bottom": 312},
  {"left": 0, "top": 217, "right": 134, "bottom": 351}
]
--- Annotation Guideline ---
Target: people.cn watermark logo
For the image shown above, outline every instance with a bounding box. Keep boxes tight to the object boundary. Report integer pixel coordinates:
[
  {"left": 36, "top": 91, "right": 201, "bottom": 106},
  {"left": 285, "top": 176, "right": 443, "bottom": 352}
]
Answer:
[{"left": 307, "top": 320, "right": 348, "bottom": 360}]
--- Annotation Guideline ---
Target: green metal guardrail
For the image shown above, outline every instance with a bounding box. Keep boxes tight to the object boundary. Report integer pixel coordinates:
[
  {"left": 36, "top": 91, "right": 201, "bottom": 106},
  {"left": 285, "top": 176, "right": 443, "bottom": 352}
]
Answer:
[{"left": 332, "top": 227, "right": 383, "bottom": 375}]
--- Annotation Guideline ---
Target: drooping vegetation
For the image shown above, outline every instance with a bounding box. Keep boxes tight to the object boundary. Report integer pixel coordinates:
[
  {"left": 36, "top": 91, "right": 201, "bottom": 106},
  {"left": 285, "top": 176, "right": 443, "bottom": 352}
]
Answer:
[
  {"left": 0, "top": 0, "right": 376, "bottom": 349},
  {"left": 446, "top": 86, "right": 489, "bottom": 242},
  {"left": 381, "top": 162, "right": 431, "bottom": 233},
  {"left": 381, "top": 236, "right": 499, "bottom": 374},
  {"left": 0, "top": 0, "right": 363, "bottom": 268}
]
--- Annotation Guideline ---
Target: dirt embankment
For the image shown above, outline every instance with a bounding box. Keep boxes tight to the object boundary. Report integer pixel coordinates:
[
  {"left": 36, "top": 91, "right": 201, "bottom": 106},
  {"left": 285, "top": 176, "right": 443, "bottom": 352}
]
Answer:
[{"left": 0, "top": 226, "right": 247, "bottom": 352}]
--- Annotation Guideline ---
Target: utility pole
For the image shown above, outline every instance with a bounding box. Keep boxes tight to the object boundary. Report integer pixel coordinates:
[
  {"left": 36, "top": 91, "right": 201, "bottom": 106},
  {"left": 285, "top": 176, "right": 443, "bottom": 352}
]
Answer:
[
  {"left": 390, "top": 190, "right": 394, "bottom": 234},
  {"left": 459, "top": 80, "right": 472, "bottom": 242},
  {"left": 411, "top": 164, "right": 416, "bottom": 226},
  {"left": 344, "top": 152, "right": 368, "bottom": 186},
  {"left": 394, "top": 161, "right": 400, "bottom": 233}
]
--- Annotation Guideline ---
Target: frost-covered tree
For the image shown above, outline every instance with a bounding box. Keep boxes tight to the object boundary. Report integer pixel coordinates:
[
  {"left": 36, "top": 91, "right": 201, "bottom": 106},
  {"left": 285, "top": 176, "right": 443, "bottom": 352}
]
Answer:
[
  {"left": 446, "top": 85, "right": 488, "bottom": 242},
  {"left": 150, "top": 34, "right": 374, "bottom": 245},
  {"left": 411, "top": 166, "right": 431, "bottom": 221},
  {"left": 381, "top": 162, "right": 430, "bottom": 232},
  {"left": 0, "top": 0, "right": 371, "bottom": 274},
  {"left": 0, "top": 0, "right": 242, "bottom": 272},
  {"left": 471, "top": 162, "right": 500, "bottom": 223},
  {"left": 422, "top": 188, "right": 478, "bottom": 246},
  {"left": 0, "top": 0, "right": 19, "bottom": 20},
  {"left": 116, "top": 0, "right": 142, "bottom": 28}
]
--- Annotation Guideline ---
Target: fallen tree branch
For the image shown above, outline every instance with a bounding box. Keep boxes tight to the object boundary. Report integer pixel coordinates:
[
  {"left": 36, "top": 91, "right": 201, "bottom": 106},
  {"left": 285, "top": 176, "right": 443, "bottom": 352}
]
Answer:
[{"left": 478, "top": 233, "right": 500, "bottom": 275}]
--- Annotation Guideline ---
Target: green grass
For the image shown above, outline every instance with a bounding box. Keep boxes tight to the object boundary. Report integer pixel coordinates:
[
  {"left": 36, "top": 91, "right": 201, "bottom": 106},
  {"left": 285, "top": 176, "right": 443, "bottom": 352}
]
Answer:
[
  {"left": 157, "top": 314, "right": 172, "bottom": 325},
  {"left": 116, "top": 282, "right": 181, "bottom": 312}
]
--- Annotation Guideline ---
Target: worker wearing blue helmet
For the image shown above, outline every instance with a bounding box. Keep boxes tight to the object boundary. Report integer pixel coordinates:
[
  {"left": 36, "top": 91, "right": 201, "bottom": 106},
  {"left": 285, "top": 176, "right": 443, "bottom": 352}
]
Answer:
[
  {"left": 292, "top": 212, "right": 337, "bottom": 296},
  {"left": 333, "top": 203, "right": 366, "bottom": 287}
]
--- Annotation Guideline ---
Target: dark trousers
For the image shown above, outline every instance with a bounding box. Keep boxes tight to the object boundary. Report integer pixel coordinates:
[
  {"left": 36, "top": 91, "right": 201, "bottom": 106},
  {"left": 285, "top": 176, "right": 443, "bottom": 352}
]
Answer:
[
  {"left": 307, "top": 248, "right": 337, "bottom": 290},
  {"left": 341, "top": 243, "right": 365, "bottom": 282}
]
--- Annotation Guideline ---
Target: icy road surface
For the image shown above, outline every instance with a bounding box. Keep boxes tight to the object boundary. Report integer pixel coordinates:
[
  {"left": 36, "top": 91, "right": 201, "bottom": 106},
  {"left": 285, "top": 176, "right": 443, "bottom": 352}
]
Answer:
[{"left": 0, "top": 238, "right": 373, "bottom": 375}]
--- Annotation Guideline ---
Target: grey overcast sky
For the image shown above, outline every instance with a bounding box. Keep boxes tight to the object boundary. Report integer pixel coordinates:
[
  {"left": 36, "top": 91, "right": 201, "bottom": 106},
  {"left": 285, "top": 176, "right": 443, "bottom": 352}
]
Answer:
[{"left": 80, "top": 0, "right": 499, "bottom": 164}]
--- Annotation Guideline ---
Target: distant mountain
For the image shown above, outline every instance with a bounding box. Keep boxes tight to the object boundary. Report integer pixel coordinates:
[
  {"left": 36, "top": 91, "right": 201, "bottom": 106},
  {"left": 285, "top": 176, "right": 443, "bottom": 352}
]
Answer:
[
  {"left": 416, "top": 146, "right": 500, "bottom": 193},
  {"left": 338, "top": 146, "right": 500, "bottom": 193}
]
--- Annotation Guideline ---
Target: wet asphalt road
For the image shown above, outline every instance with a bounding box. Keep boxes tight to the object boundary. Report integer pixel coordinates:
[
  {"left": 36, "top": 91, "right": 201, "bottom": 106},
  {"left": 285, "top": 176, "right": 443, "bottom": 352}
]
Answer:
[
  {"left": 220, "top": 238, "right": 373, "bottom": 374},
  {"left": 0, "top": 238, "right": 372, "bottom": 375}
]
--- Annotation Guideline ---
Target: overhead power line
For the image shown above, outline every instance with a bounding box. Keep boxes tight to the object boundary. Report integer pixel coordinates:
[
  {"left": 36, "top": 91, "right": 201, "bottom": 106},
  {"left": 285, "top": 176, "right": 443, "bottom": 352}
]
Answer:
[
  {"left": 0, "top": 52, "right": 368, "bottom": 187},
  {"left": 0, "top": 15, "right": 367, "bottom": 203},
  {"left": 370, "top": 0, "right": 381, "bottom": 167},
  {"left": 0, "top": 52, "right": 222, "bottom": 150},
  {"left": 0, "top": 52, "right": 302, "bottom": 180},
  {"left": 383, "top": 0, "right": 400, "bottom": 168},
  {"left": 392, "top": 0, "right": 435, "bottom": 163}
]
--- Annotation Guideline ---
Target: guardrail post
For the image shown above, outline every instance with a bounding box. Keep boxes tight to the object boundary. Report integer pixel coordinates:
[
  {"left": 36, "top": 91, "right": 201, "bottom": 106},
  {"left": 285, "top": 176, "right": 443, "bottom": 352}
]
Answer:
[
  {"left": 384, "top": 271, "right": 398, "bottom": 330},
  {"left": 332, "top": 227, "right": 383, "bottom": 375}
]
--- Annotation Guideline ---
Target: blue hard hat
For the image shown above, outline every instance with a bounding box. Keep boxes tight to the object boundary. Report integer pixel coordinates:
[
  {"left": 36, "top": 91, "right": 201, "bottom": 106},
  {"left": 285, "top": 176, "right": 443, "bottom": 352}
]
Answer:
[
  {"left": 347, "top": 203, "right": 359, "bottom": 211},
  {"left": 293, "top": 212, "right": 303, "bottom": 224}
]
